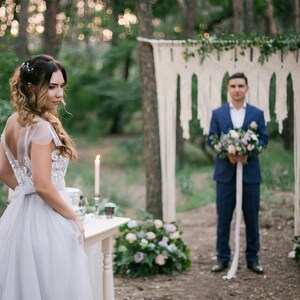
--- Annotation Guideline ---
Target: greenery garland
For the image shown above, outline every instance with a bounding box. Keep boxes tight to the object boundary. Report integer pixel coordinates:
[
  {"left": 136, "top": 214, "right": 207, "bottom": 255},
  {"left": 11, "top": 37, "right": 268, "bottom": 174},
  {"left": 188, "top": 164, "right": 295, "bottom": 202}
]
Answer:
[{"left": 182, "top": 34, "right": 300, "bottom": 64}]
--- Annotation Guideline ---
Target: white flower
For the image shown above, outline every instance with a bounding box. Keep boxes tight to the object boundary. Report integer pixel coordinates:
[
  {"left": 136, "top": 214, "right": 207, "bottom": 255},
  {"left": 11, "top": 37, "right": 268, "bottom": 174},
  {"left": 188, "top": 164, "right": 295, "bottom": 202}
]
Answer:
[
  {"left": 170, "top": 231, "right": 180, "bottom": 240},
  {"left": 125, "top": 233, "right": 137, "bottom": 243},
  {"left": 146, "top": 231, "right": 156, "bottom": 240},
  {"left": 288, "top": 250, "right": 295, "bottom": 258},
  {"left": 140, "top": 239, "right": 149, "bottom": 248},
  {"left": 214, "top": 143, "right": 221, "bottom": 152},
  {"left": 229, "top": 130, "right": 239, "bottom": 140},
  {"left": 167, "top": 244, "right": 177, "bottom": 253},
  {"left": 148, "top": 243, "right": 156, "bottom": 250},
  {"left": 118, "top": 245, "right": 127, "bottom": 252},
  {"left": 154, "top": 219, "right": 163, "bottom": 229},
  {"left": 250, "top": 133, "right": 258, "bottom": 141},
  {"left": 127, "top": 220, "right": 138, "bottom": 228}
]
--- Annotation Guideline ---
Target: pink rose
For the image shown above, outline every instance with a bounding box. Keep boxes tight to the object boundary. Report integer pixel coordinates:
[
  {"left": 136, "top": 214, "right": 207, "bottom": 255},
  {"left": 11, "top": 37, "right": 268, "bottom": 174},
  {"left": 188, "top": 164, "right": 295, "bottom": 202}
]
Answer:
[
  {"left": 159, "top": 240, "right": 168, "bottom": 248},
  {"left": 249, "top": 121, "right": 258, "bottom": 130},
  {"left": 165, "top": 224, "right": 177, "bottom": 233},
  {"left": 247, "top": 144, "right": 255, "bottom": 151},
  {"left": 155, "top": 254, "right": 166, "bottom": 266},
  {"left": 125, "top": 233, "right": 137, "bottom": 243}
]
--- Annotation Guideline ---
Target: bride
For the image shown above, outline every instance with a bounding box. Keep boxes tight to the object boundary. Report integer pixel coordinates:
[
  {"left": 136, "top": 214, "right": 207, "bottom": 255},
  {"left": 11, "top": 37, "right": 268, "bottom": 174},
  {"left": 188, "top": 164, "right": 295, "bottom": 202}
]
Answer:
[{"left": 0, "top": 55, "right": 93, "bottom": 299}]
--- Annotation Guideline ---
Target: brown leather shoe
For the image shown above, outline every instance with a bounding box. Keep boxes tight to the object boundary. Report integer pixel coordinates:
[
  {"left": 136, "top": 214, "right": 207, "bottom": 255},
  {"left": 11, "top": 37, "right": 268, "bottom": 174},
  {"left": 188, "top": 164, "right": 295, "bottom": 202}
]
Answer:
[
  {"left": 247, "top": 262, "right": 264, "bottom": 274},
  {"left": 211, "top": 261, "right": 229, "bottom": 272}
]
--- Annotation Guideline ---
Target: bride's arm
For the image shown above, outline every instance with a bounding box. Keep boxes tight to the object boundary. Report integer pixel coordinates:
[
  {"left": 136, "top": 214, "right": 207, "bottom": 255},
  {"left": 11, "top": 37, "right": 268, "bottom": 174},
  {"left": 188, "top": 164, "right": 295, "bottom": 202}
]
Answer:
[
  {"left": 31, "top": 142, "right": 84, "bottom": 235},
  {"left": 0, "top": 144, "right": 18, "bottom": 190}
]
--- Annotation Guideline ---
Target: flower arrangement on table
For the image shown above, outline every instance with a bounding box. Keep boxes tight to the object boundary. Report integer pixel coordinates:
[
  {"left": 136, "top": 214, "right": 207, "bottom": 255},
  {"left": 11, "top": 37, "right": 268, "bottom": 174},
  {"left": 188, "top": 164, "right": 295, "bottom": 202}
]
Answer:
[
  {"left": 209, "top": 121, "right": 263, "bottom": 158},
  {"left": 113, "top": 219, "right": 191, "bottom": 278}
]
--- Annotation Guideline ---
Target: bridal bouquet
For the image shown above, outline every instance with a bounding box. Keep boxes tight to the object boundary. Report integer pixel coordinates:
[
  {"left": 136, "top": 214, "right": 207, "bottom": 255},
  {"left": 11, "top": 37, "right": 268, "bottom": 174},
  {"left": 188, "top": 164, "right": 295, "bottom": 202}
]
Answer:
[
  {"left": 114, "top": 219, "right": 191, "bottom": 278},
  {"left": 209, "top": 121, "right": 263, "bottom": 158}
]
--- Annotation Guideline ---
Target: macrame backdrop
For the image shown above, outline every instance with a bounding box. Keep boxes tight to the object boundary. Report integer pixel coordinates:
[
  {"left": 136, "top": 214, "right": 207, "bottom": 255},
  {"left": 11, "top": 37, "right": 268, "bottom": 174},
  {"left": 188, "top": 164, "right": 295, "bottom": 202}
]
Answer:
[{"left": 138, "top": 37, "right": 300, "bottom": 237}]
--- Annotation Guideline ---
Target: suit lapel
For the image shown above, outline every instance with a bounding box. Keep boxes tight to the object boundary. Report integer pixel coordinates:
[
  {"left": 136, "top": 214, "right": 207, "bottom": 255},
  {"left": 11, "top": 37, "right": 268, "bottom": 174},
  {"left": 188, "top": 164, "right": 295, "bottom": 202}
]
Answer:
[
  {"left": 242, "top": 104, "right": 254, "bottom": 130},
  {"left": 224, "top": 103, "right": 234, "bottom": 129}
]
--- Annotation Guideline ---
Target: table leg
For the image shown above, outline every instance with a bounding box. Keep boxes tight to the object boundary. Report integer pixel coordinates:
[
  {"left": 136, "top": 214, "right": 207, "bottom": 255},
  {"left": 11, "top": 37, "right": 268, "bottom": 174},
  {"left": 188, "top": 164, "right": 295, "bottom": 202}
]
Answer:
[{"left": 102, "top": 236, "right": 114, "bottom": 300}]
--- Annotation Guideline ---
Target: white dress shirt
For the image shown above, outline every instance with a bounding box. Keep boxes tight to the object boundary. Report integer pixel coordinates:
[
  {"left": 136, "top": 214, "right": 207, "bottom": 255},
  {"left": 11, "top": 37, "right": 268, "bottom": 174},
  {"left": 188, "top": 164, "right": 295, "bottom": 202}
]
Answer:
[{"left": 230, "top": 101, "right": 247, "bottom": 128}]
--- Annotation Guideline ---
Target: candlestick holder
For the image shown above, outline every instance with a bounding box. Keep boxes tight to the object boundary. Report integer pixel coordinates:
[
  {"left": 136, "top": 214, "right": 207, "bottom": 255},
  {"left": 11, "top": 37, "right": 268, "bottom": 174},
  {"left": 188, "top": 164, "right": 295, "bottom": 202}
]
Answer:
[{"left": 93, "top": 193, "right": 101, "bottom": 218}]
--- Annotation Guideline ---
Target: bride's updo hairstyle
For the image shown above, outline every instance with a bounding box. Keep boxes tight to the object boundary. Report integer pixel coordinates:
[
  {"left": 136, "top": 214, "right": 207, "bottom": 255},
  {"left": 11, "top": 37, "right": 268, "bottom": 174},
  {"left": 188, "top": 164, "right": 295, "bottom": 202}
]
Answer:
[{"left": 10, "top": 54, "right": 77, "bottom": 160}]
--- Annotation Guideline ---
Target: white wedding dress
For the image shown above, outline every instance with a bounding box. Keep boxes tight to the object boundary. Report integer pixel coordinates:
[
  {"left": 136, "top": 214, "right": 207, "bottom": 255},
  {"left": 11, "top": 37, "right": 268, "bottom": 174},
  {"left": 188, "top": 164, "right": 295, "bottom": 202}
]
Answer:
[{"left": 0, "top": 117, "right": 94, "bottom": 300}]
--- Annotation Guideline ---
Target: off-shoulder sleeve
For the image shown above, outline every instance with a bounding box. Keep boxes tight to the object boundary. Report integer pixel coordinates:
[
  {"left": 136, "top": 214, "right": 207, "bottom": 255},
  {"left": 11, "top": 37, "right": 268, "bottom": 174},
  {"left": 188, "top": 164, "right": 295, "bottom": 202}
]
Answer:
[{"left": 29, "top": 118, "right": 62, "bottom": 147}]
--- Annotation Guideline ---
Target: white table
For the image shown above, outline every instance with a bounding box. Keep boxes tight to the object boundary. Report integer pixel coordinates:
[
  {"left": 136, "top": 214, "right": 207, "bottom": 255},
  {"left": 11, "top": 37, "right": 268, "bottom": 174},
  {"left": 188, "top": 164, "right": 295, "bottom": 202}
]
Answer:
[{"left": 84, "top": 216, "right": 130, "bottom": 300}]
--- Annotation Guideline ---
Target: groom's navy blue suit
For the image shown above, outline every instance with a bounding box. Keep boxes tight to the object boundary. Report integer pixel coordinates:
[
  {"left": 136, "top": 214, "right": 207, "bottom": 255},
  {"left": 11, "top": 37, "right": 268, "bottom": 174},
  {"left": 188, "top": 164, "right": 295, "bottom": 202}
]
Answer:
[{"left": 208, "top": 103, "right": 268, "bottom": 264}]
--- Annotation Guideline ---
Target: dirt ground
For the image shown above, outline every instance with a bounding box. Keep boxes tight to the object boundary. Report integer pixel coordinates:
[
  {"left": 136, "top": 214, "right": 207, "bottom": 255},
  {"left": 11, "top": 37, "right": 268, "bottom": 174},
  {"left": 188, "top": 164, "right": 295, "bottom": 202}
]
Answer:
[{"left": 114, "top": 193, "right": 300, "bottom": 300}]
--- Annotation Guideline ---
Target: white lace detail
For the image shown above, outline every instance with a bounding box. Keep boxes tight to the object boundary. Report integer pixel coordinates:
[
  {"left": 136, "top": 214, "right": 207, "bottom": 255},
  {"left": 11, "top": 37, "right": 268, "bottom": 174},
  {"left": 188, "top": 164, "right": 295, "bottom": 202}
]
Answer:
[
  {"left": 7, "top": 156, "right": 32, "bottom": 186},
  {"left": 1, "top": 120, "right": 68, "bottom": 188}
]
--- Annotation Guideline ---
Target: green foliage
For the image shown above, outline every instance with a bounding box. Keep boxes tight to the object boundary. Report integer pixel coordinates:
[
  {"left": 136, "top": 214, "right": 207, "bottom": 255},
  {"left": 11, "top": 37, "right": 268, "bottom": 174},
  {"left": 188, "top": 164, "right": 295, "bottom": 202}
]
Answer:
[
  {"left": 0, "top": 99, "right": 13, "bottom": 131},
  {"left": 0, "top": 52, "right": 18, "bottom": 99},
  {"left": 260, "top": 140, "right": 294, "bottom": 192},
  {"left": 117, "top": 136, "right": 144, "bottom": 167},
  {"left": 176, "top": 165, "right": 215, "bottom": 212},
  {"left": 60, "top": 43, "right": 141, "bottom": 137},
  {"left": 114, "top": 219, "right": 191, "bottom": 278}
]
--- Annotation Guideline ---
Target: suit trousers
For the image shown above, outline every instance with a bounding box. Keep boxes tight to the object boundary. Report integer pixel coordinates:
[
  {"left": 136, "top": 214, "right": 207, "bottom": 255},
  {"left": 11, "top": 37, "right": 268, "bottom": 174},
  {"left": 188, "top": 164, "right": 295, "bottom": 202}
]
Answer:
[{"left": 216, "top": 180, "right": 260, "bottom": 264}]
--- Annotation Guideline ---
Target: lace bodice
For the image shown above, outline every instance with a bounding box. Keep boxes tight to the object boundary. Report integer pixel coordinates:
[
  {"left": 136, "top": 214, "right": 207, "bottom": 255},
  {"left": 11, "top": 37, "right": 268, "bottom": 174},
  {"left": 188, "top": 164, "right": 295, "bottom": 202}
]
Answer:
[{"left": 1, "top": 117, "right": 68, "bottom": 188}]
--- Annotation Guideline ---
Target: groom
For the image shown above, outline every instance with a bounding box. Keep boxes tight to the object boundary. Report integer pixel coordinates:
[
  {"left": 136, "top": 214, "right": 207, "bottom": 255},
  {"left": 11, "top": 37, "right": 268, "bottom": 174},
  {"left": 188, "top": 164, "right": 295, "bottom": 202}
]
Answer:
[{"left": 208, "top": 72, "right": 268, "bottom": 274}]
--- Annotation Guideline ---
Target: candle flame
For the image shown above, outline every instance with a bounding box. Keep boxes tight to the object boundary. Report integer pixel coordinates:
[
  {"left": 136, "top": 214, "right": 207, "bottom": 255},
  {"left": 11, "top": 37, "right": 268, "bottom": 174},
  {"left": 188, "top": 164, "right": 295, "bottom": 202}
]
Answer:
[{"left": 96, "top": 154, "right": 100, "bottom": 161}]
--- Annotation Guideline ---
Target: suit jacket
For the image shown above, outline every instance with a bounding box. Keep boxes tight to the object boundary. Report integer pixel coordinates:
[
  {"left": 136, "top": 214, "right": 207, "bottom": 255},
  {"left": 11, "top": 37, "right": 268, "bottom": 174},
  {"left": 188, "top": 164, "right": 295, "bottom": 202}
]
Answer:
[{"left": 208, "top": 103, "right": 268, "bottom": 184}]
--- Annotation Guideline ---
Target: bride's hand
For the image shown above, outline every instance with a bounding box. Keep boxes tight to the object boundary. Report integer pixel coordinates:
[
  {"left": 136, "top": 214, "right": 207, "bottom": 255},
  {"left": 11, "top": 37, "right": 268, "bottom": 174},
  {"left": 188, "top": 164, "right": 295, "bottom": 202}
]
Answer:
[{"left": 74, "top": 217, "right": 85, "bottom": 238}]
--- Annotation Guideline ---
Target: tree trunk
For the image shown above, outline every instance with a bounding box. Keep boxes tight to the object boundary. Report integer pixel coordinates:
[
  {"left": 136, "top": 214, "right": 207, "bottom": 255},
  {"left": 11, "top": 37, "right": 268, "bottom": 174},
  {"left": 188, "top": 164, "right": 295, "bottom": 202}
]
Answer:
[
  {"left": 245, "top": 0, "right": 255, "bottom": 33},
  {"left": 15, "top": 0, "right": 29, "bottom": 60},
  {"left": 44, "top": 0, "right": 59, "bottom": 56},
  {"left": 177, "top": 0, "right": 197, "bottom": 39},
  {"left": 232, "top": 0, "right": 244, "bottom": 33},
  {"left": 176, "top": 0, "right": 198, "bottom": 169},
  {"left": 294, "top": 0, "right": 300, "bottom": 33},
  {"left": 265, "top": 0, "right": 277, "bottom": 35},
  {"left": 136, "top": 0, "right": 162, "bottom": 219}
]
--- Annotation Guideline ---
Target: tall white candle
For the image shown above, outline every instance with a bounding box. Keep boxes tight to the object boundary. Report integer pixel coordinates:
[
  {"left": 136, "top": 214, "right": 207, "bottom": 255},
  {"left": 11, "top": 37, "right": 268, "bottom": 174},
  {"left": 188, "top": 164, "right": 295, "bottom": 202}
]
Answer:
[{"left": 94, "top": 154, "right": 100, "bottom": 195}]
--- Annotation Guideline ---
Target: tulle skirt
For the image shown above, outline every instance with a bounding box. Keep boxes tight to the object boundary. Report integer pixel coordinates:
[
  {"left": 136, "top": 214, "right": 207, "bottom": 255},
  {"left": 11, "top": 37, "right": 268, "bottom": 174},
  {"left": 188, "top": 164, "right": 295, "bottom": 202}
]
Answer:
[{"left": 0, "top": 186, "right": 93, "bottom": 300}]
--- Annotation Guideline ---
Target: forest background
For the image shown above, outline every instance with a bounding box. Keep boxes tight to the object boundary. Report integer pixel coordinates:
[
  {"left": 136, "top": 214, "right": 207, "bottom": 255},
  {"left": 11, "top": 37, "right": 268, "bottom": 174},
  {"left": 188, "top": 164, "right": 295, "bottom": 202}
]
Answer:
[{"left": 0, "top": 0, "right": 298, "bottom": 221}]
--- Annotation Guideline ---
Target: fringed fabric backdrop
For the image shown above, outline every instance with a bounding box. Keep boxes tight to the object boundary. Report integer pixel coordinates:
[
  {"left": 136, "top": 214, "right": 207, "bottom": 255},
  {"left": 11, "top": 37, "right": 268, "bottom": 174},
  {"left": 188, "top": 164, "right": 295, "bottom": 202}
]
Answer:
[{"left": 138, "top": 37, "right": 300, "bottom": 236}]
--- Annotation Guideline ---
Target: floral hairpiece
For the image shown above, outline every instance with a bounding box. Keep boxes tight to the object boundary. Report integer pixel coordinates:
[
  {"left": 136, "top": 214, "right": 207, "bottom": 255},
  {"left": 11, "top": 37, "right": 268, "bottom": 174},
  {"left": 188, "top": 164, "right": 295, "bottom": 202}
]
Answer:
[{"left": 22, "top": 61, "right": 34, "bottom": 72}]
